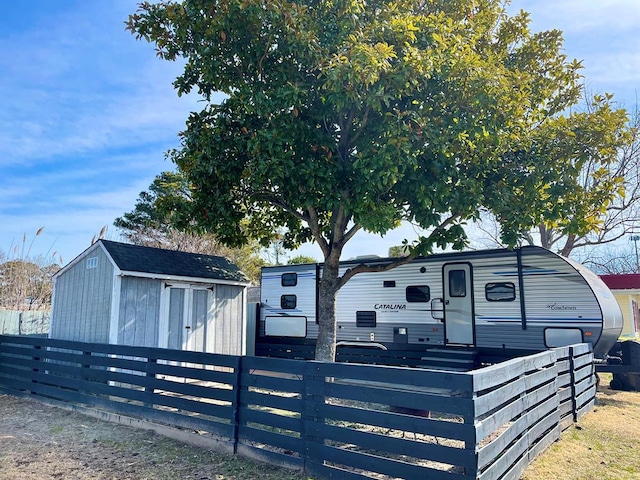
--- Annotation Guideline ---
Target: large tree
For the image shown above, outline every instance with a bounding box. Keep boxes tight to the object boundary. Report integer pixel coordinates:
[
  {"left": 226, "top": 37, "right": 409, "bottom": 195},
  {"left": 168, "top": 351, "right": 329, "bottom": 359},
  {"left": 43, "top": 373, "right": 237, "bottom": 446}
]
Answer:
[{"left": 128, "top": 0, "right": 628, "bottom": 361}]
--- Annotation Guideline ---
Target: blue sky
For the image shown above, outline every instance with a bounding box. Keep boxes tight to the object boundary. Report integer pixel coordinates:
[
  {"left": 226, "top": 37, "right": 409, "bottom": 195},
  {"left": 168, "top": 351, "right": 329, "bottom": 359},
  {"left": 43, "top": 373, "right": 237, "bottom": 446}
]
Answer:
[{"left": 1, "top": 1, "right": 639, "bottom": 266}]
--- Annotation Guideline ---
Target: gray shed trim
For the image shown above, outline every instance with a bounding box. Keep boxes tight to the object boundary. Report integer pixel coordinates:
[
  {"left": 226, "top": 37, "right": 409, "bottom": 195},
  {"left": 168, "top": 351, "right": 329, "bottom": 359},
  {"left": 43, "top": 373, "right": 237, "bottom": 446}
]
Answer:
[{"left": 118, "top": 270, "right": 248, "bottom": 287}]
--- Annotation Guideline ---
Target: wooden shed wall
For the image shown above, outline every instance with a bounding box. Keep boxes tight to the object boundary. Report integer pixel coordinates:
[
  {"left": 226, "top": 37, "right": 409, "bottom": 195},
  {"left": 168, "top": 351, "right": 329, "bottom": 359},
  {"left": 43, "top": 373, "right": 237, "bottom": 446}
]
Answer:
[
  {"left": 117, "top": 277, "right": 161, "bottom": 347},
  {"left": 50, "top": 246, "right": 113, "bottom": 343}
]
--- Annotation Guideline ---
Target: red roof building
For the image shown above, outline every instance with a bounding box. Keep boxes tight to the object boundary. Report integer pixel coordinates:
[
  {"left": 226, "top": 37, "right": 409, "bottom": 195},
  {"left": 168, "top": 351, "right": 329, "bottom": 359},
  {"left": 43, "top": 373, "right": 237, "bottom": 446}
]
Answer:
[
  {"left": 600, "top": 274, "right": 640, "bottom": 340},
  {"left": 600, "top": 274, "right": 640, "bottom": 291}
]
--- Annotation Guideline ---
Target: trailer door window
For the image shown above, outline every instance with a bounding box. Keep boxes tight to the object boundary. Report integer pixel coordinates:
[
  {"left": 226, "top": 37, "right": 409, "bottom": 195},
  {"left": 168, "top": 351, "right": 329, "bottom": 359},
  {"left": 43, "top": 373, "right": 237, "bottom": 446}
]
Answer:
[
  {"left": 485, "top": 282, "right": 516, "bottom": 302},
  {"left": 406, "top": 285, "right": 430, "bottom": 302},
  {"left": 448, "top": 270, "right": 467, "bottom": 297},
  {"left": 280, "top": 295, "right": 297, "bottom": 309}
]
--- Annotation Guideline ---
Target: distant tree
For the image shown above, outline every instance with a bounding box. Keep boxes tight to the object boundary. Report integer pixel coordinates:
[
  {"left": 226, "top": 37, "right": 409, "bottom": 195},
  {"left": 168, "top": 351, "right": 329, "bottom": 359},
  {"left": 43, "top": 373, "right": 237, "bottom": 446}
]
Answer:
[
  {"left": 115, "top": 172, "right": 266, "bottom": 283},
  {"left": 0, "top": 228, "right": 60, "bottom": 311},
  {"left": 288, "top": 255, "right": 317, "bottom": 265},
  {"left": 388, "top": 245, "right": 410, "bottom": 258},
  {"left": 261, "top": 232, "right": 288, "bottom": 266},
  {"left": 574, "top": 238, "right": 640, "bottom": 275},
  {"left": 128, "top": 0, "right": 627, "bottom": 361},
  {"left": 475, "top": 100, "right": 637, "bottom": 257},
  {"left": 0, "top": 260, "right": 58, "bottom": 310}
]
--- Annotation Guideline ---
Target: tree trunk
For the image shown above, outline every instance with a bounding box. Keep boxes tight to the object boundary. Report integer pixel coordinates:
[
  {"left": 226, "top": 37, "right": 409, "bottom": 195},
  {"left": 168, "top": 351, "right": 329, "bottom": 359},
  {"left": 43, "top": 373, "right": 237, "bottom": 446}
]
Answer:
[{"left": 314, "top": 252, "right": 342, "bottom": 362}]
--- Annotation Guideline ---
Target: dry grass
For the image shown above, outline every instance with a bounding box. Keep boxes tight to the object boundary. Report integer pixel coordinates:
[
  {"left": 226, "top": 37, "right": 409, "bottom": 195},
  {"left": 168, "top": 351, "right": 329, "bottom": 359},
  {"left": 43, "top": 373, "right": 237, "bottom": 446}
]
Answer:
[
  {"left": 0, "top": 394, "right": 312, "bottom": 480},
  {"left": 521, "top": 374, "right": 640, "bottom": 480}
]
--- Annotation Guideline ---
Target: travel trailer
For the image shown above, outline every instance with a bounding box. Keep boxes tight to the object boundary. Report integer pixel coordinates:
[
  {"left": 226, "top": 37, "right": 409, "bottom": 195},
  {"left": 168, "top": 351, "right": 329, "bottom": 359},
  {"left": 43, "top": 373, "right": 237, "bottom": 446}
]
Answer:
[{"left": 259, "top": 246, "right": 623, "bottom": 359}]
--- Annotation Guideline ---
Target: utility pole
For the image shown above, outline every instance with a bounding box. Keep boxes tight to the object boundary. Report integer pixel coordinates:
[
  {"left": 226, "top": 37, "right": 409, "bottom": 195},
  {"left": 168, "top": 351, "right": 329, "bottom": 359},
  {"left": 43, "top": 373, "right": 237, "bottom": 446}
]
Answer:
[{"left": 631, "top": 234, "right": 640, "bottom": 273}]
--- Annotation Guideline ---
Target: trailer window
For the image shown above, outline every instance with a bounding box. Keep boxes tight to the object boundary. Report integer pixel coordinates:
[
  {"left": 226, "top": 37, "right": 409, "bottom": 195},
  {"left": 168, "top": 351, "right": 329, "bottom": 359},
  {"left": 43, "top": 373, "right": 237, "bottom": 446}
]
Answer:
[
  {"left": 406, "top": 285, "right": 430, "bottom": 302},
  {"left": 280, "top": 295, "right": 297, "bottom": 309},
  {"left": 356, "top": 311, "right": 377, "bottom": 328},
  {"left": 281, "top": 273, "right": 298, "bottom": 287},
  {"left": 383, "top": 281, "right": 396, "bottom": 288},
  {"left": 448, "top": 270, "right": 466, "bottom": 297},
  {"left": 485, "top": 282, "right": 516, "bottom": 302}
]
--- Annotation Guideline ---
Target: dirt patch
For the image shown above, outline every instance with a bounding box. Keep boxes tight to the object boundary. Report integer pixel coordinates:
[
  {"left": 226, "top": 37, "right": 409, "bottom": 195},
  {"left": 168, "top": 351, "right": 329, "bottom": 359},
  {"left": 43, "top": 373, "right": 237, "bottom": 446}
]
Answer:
[{"left": 0, "top": 394, "right": 310, "bottom": 480}]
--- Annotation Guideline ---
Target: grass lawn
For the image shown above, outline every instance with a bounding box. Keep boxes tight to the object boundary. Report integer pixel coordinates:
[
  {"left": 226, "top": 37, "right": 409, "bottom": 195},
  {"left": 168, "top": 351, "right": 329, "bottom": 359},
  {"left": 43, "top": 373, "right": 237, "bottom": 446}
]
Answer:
[{"left": 521, "top": 373, "right": 640, "bottom": 480}]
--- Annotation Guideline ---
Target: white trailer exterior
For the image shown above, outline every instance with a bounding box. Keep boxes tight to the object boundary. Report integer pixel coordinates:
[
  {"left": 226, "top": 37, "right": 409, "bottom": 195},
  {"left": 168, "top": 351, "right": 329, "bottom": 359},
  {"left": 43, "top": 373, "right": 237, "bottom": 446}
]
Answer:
[{"left": 259, "top": 246, "right": 623, "bottom": 358}]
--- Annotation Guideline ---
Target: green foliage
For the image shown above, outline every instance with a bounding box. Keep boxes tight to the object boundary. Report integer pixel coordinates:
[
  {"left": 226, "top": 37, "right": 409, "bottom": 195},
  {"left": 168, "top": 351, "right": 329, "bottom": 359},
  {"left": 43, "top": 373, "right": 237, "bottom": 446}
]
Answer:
[
  {"left": 125, "top": 0, "right": 621, "bottom": 254},
  {"left": 484, "top": 94, "right": 631, "bottom": 248},
  {"left": 388, "top": 245, "right": 409, "bottom": 258},
  {"left": 127, "top": 0, "right": 629, "bottom": 359},
  {"left": 288, "top": 255, "right": 317, "bottom": 265},
  {"left": 114, "top": 172, "right": 188, "bottom": 236}
]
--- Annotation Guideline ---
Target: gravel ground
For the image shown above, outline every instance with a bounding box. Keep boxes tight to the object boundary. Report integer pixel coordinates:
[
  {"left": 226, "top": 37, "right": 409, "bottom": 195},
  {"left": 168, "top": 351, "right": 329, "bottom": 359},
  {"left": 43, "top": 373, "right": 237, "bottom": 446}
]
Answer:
[{"left": 0, "top": 394, "right": 310, "bottom": 480}]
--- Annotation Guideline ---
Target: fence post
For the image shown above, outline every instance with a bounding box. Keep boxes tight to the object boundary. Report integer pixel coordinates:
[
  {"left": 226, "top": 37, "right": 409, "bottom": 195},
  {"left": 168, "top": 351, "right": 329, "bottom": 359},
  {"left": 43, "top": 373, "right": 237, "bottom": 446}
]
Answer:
[
  {"left": 232, "top": 355, "right": 243, "bottom": 454},
  {"left": 82, "top": 351, "right": 92, "bottom": 383},
  {"left": 303, "top": 361, "right": 325, "bottom": 476},
  {"left": 144, "top": 355, "right": 157, "bottom": 407},
  {"left": 31, "top": 344, "right": 42, "bottom": 395},
  {"left": 568, "top": 346, "right": 577, "bottom": 422}
]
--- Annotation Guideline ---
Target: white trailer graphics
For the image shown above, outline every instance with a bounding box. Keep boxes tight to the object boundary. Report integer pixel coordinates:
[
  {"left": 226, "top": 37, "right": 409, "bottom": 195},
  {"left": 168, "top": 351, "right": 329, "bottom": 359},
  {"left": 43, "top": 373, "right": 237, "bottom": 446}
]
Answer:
[{"left": 259, "top": 246, "right": 623, "bottom": 358}]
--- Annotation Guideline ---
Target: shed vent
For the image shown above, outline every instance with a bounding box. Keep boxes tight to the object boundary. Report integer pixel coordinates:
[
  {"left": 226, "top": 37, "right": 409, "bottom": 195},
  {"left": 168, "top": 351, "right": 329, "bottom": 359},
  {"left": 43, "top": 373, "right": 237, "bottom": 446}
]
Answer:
[{"left": 86, "top": 257, "right": 98, "bottom": 269}]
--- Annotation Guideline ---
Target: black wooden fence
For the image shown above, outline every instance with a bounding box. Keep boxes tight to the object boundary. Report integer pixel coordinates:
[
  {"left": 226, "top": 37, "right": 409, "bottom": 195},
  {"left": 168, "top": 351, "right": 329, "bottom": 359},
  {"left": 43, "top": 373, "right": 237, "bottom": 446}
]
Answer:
[{"left": 0, "top": 335, "right": 595, "bottom": 480}]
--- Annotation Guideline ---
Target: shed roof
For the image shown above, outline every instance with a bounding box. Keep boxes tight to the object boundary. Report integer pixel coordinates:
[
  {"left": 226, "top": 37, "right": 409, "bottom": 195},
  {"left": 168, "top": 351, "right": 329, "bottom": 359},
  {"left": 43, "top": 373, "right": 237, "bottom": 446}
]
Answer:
[
  {"left": 100, "top": 240, "right": 248, "bottom": 283},
  {"left": 600, "top": 274, "right": 640, "bottom": 291}
]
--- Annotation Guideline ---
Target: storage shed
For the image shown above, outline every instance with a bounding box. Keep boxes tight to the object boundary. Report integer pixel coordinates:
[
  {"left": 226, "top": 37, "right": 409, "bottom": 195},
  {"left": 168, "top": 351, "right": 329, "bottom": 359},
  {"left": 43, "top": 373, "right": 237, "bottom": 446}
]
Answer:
[{"left": 50, "top": 240, "right": 250, "bottom": 355}]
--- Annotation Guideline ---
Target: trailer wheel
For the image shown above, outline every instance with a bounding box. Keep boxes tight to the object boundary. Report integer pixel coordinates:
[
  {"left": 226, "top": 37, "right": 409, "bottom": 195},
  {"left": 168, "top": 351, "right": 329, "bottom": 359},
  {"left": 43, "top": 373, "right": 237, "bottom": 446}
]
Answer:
[{"left": 610, "top": 378, "right": 624, "bottom": 390}]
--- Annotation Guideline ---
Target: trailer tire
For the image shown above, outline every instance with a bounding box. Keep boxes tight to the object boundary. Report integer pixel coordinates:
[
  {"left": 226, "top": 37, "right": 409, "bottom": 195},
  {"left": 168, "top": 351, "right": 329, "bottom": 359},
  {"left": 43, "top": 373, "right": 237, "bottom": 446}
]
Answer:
[{"left": 610, "top": 378, "right": 624, "bottom": 390}]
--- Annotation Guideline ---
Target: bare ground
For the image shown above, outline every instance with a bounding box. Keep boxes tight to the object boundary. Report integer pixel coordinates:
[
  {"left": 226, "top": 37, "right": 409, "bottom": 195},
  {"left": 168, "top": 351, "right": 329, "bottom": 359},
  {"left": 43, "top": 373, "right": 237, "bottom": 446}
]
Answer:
[
  {"left": 3, "top": 379, "right": 639, "bottom": 480},
  {"left": 0, "top": 394, "right": 311, "bottom": 480}
]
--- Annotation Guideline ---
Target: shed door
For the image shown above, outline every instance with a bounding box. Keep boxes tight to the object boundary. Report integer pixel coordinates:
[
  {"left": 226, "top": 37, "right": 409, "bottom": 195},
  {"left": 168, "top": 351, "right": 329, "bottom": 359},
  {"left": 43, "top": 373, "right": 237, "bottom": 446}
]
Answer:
[
  {"left": 187, "top": 289, "right": 211, "bottom": 352},
  {"left": 167, "top": 288, "right": 186, "bottom": 350},
  {"left": 167, "top": 286, "right": 214, "bottom": 352},
  {"left": 443, "top": 263, "right": 475, "bottom": 346}
]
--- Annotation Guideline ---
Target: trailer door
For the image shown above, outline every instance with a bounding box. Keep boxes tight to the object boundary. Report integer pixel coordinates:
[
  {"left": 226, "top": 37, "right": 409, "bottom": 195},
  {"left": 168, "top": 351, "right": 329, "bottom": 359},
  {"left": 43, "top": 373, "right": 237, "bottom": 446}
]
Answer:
[{"left": 443, "top": 263, "right": 475, "bottom": 346}]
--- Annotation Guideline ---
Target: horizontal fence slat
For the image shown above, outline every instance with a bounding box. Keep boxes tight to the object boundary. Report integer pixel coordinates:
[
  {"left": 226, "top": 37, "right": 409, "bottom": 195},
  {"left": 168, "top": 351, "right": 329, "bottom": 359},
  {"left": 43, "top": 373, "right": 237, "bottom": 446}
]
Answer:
[
  {"left": 311, "top": 402, "right": 474, "bottom": 441},
  {"left": 241, "top": 355, "right": 307, "bottom": 375},
  {"left": 309, "top": 443, "right": 472, "bottom": 480},
  {"left": 240, "top": 389, "right": 302, "bottom": 413},
  {"left": 308, "top": 422, "right": 474, "bottom": 469},
  {"left": 237, "top": 424, "right": 302, "bottom": 453},
  {"left": 240, "top": 373, "right": 303, "bottom": 393},
  {"left": 474, "top": 377, "right": 524, "bottom": 418},
  {"left": 307, "top": 379, "right": 475, "bottom": 418},
  {"left": 472, "top": 358, "right": 525, "bottom": 393},
  {"left": 241, "top": 407, "right": 302, "bottom": 433},
  {"left": 309, "top": 361, "right": 473, "bottom": 392},
  {"left": 236, "top": 443, "right": 303, "bottom": 471}
]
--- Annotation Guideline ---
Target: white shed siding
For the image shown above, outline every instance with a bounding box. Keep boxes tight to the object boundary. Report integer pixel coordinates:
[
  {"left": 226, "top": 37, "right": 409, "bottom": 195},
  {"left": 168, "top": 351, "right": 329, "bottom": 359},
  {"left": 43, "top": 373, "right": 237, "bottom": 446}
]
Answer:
[{"left": 50, "top": 246, "right": 113, "bottom": 343}]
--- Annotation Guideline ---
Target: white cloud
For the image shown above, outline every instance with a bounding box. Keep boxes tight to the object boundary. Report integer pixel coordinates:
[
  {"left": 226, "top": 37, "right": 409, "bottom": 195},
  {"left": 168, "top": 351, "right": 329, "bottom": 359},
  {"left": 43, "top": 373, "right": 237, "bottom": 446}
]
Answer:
[{"left": 514, "top": 0, "right": 640, "bottom": 34}]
